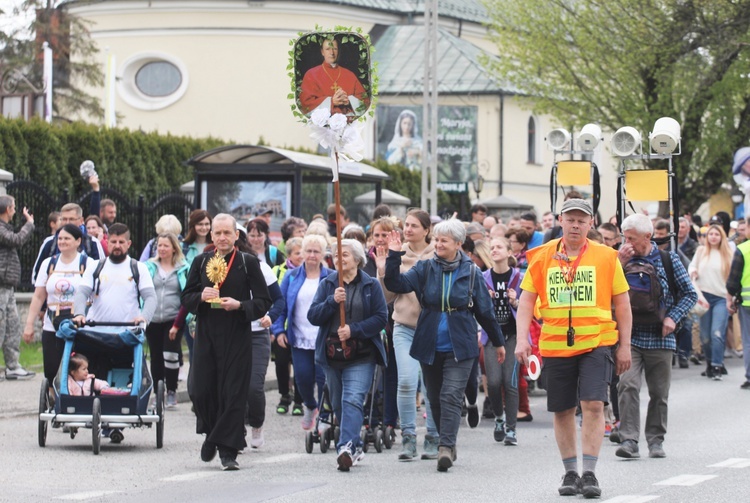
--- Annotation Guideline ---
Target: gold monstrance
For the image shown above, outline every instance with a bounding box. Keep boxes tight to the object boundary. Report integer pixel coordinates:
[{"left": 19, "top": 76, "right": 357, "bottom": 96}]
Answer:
[{"left": 205, "top": 253, "right": 228, "bottom": 306}]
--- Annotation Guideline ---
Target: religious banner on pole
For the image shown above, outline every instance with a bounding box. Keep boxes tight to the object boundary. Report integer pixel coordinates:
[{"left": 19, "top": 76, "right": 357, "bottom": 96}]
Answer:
[{"left": 289, "top": 26, "right": 376, "bottom": 329}]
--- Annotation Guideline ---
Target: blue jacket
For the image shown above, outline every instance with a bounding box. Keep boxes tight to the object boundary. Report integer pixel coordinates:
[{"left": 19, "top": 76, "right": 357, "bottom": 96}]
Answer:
[
  {"left": 307, "top": 270, "right": 388, "bottom": 367},
  {"left": 384, "top": 250, "right": 505, "bottom": 364},
  {"left": 271, "top": 264, "right": 332, "bottom": 347}
]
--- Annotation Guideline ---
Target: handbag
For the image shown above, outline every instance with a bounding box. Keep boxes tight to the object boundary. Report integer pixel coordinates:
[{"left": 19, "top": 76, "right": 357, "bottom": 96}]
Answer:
[{"left": 326, "top": 333, "right": 372, "bottom": 362}]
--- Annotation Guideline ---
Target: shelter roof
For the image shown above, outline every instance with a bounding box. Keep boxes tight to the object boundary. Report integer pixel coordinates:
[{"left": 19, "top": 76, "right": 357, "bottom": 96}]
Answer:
[{"left": 186, "top": 145, "right": 389, "bottom": 181}]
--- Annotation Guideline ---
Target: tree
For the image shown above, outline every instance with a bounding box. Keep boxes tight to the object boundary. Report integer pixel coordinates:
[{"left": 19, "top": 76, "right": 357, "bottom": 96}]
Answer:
[
  {"left": 482, "top": 0, "right": 750, "bottom": 212},
  {"left": 1, "top": 1, "right": 103, "bottom": 120}
]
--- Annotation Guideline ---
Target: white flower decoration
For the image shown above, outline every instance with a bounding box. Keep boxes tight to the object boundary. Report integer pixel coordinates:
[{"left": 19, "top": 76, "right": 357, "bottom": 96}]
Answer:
[
  {"left": 328, "top": 113, "right": 348, "bottom": 131},
  {"left": 310, "top": 108, "right": 331, "bottom": 127}
]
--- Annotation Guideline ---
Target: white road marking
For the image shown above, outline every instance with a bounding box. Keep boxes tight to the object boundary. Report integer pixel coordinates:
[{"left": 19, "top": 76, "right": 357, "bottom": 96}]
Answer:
[
  {"left": 708, "top": 458, "right": 750, "bottom": 468},
  {"left": 161, "top": 471, "right": 220, "bottom": 482},
  {"left": 653, "top": 474, "right": 717, "bottom": 486},
  {"left": 56, "top": 491, "right": 119, "bottom": 500},
  {"left": 602, "top": 496, "right": 660, "bottom": 503}
]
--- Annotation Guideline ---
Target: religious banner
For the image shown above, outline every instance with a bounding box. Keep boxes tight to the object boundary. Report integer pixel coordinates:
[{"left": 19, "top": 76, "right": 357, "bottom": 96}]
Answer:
[
  {"left": 376, "top": 105, "right": 477, "bottom": 192},
  {"left": 291, "top": 29, "right": 374, "bottom": 121}
]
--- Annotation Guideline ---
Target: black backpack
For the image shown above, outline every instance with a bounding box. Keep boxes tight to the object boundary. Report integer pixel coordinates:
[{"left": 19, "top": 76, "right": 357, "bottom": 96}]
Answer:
[
  {"left": 624, "top": 250, "right": 676, "bottom": 326},
  {"left": 92, "top": 257, "right": 142, "bottom": 306}
]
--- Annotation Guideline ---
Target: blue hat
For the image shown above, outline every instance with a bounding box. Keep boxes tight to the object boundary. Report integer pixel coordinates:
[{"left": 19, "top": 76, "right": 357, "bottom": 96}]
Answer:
[{"left": 732, "top": 147, "right": 750, "bottom": 175}]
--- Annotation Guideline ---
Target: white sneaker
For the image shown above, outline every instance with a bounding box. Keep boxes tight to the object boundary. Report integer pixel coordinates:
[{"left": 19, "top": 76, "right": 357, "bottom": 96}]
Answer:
[
  {"left": 166, "top": 391, "right": 177, "bottom": 408},
  {"left": 352, "top": 446, "right": 365, "bottom": 466},
  {"left": 250, "top": 427, "right": 265, "bottom": 449},
  {"left": 5, "top": 367, "right": 35, "bottom": 380}
]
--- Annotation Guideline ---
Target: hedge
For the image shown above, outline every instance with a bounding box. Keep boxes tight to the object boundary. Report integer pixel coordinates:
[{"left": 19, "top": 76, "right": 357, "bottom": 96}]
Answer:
[{"left": 0, "top": 117, "right": 227, "bottom": 196}]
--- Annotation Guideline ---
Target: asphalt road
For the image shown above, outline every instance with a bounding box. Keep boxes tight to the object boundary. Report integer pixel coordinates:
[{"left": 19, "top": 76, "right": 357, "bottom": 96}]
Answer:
[{"left": 0, "top": 356, "right": 748, "bottom": 503}]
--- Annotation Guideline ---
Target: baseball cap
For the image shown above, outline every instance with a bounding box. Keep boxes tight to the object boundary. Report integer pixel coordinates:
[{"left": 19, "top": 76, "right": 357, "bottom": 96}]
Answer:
[
  {"left": 560, "top": 198, "right": 593, "bottom": 216},
  {"left": 257, "top": 207, "right": 272, "bottom": 216}
]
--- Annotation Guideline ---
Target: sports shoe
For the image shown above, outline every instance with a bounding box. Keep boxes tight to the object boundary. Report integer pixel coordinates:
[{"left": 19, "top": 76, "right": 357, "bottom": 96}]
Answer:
[
  {"left": 421, "top": 434, "right": 439, "bottom": 460},
  {"left": 337, "top": 445, "right": 353, "bottom": 472},
  {"left": 604, "top": 423, "right": 612, "bottom": 437},
  {"left": 558, "top": 470, "right": 580, "bottom": 496},
  {"left": 352, "top": 446, "right": 365, "bottom": 466},
  {"left": 493, "top": 419, "right": 506, "bottom": 442},
  {"left": 712, "top": 366, "right": 723, "bottom": 381},
  {"left": 678, "top": 356, "right": 689, "bottom": 369},
  {"left": 166, "top": 390, "right": 177, "bottom": 408},
  {"left": 301, "top": 406, "right": 317, "bottom": 430},
  {"left": 398, "top": 434, "right": 417, "bottom": 461},
  {"left": 648, "top": 443, "right": 666, "bottom": 458},
  {"left": 220, "top": 456, "right": 239, "bottom": 471},
  {"left": 4, "top": 366, "right": 35, "bottom": 380},
  {"left": 580, "top": 471, "right": 601, "bottom": 498},
  {"left": 609, "top": 424, "right": 622, "bottom": 444},
  {"left": 740, "top": 381, "right": 750, "bottom": 390},
  {"left": 615, "top": 439, "right": 640, "bottom": 458},
  {"left": 201, "top": 440, "right": 217, "bottom": 462},
  {"left": 291, "top": 403, "right": 304, "bottom": 416},
  {"left": 437, "top": 446, "right": 453, "bottom": 472},
  {"left": 466, "top": 403, "right": 480, "bottom": 428},
  {"left": 504, "top": 426, "right": 517, "bottom": 446},
  {"left": 250, "top": 427, "right": 265, "bottom": 449},
  {"left": 276, "top": 395, "right": 291, "bottom": 414},
  {"left": 109, "top": 429, "right": 124, "bottom": 444}
]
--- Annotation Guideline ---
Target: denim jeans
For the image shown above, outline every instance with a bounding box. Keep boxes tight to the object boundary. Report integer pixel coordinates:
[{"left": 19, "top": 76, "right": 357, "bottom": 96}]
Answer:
[
  {"left": 393, "top": 323, "right": 438, "bottom": 438},
  {"left": 323, "top": 359, "right": 376, "bottom": 451},
  {"left": 738, "top": 306, "right": 750, "bottom": 382},
  {"left": 421, "top": 353, "right": 475, "bottom": 448},
  {"left": 699, "top": 291, "right": 729, "bottom": 367},
  {"left": 291, "top": 347, "right": 326, "bottom": 410}
]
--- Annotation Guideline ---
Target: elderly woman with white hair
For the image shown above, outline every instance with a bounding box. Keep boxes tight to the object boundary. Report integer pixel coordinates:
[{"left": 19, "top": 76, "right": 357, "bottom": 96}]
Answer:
[
  {"left": 140, "top": 214, "right": 183, "bottom": 261},
  {"left": 308, "top": 239, "right": 388, "bottom": 472},
  {"left": 384, "top": 219, "right": 506, "bottom": 472}
]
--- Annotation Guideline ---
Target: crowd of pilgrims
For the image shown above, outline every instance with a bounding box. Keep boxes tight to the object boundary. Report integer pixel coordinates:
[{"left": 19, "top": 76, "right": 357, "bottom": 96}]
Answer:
[{"left": 31, "top": 196, "right": 745, "bottom": 473}]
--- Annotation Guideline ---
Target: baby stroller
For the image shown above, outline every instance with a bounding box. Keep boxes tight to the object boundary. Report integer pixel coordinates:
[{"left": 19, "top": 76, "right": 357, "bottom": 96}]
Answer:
[
  {"left": 37, "top": 320, "right": 165, "bottom": 455},
  {"left": 359, "top": 364, "right": 394, "bottom": 453},
  {"left": 305, "top": 384, "right": 339, "bottom": 454}
]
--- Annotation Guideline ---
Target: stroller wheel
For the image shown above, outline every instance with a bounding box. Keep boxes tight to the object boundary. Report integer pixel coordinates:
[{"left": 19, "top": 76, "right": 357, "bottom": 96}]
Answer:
[
  {"left": 38, "top": 378, "right": 49, "bottom": 448},
  {"left": 375, "top": 429, "right": 384, "bottom": 453},
  {"left": 334, "top": 426, "right": 340, "bottom": 444},
  {"left": 384, "top": 426, "right": 394, "bottom": 450},
  {"left": 320, "top": 434, "right": 329, "bottom": 453},
  {"left": 92, "top": 398, "right": 102, "bottom": 455},
  {"left": 305, "top": 431, "right": 314, "bottom": 454},
  {"left": 360, "top": 428, "right": 369, "bottom": 453}
]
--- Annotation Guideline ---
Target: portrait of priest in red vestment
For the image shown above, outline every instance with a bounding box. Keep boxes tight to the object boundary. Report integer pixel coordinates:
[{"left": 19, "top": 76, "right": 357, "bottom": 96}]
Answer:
[{"left": 297, "top": 35, "right": 371, "bottom": 118}]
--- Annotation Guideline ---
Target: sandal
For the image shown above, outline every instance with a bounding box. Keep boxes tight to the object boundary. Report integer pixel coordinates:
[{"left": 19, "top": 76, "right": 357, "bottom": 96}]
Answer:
[
  {"left": 291, "top": 403, "right": 304, "bottom": 416},
  {"left": 276, "top": 402, "right": 289, "bottom": 414}
]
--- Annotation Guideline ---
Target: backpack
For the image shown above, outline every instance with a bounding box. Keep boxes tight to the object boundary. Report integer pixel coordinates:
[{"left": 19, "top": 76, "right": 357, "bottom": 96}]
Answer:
[
  {"left": 92, "top": 257, "right": 142, "bottom": 306},
  {"left": 47, "top": 252, "right": 88, "bottom": 277},
  {"left": 624, "top": 250, "right": 675, "bottom": 326}
]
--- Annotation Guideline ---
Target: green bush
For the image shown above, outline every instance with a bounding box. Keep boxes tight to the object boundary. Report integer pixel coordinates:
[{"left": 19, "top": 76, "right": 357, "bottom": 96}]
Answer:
[{"left": 0, "top": 117, "right": 226, "bottom": 196}]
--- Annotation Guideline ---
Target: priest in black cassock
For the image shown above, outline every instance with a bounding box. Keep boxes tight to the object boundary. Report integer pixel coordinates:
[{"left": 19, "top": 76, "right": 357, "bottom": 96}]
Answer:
[{"left": 182, "top": 213, "right": 271, "bottom": 470}]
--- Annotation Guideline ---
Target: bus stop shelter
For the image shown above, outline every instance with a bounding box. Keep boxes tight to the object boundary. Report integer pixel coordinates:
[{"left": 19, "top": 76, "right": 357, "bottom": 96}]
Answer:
[{"left": 186, "top": 145, "right": 389, "bottom": 227}]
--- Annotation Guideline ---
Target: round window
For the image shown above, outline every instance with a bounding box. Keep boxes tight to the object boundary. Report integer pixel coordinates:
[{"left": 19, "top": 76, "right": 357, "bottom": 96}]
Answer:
[{"left": 135, "top": 61, "right": 182, "bottom": 97}]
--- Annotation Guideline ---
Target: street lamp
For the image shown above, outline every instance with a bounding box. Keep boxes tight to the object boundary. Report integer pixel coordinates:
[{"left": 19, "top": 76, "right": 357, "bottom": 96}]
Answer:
[{"left": 472, "top": 175, "right": 484, "bottom": 200}]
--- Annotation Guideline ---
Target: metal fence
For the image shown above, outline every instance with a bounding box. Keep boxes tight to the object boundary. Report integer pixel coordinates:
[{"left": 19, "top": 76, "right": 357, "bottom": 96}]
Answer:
[{"left": 7, "top": 179, "right": 194, "bottom": 292}]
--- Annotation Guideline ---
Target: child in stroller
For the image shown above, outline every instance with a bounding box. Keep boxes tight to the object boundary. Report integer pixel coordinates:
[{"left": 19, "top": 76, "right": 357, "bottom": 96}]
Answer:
[{"left": 67, "top": 353, "right": 110, "bottom": 396}]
